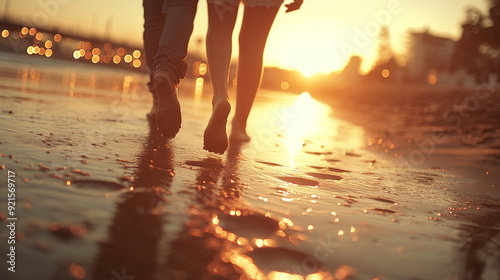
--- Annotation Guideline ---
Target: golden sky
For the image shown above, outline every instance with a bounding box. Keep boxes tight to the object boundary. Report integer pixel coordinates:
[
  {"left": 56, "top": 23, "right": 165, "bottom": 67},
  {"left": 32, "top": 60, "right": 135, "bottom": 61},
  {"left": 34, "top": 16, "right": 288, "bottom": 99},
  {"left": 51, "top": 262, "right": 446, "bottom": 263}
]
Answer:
[{"left": 3, "top": 0, "right": 489, "bottom": 75}]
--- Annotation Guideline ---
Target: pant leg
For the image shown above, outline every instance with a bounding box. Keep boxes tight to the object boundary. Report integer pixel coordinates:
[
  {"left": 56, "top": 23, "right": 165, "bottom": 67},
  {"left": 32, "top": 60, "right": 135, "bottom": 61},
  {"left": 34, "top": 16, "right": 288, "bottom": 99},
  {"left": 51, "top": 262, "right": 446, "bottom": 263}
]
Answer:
[
  {"left": 143, "top": 0, "right": 165, "bottom": 94},
  {"left": 153, "top": 0, "right": 199, "bottom": 85}
]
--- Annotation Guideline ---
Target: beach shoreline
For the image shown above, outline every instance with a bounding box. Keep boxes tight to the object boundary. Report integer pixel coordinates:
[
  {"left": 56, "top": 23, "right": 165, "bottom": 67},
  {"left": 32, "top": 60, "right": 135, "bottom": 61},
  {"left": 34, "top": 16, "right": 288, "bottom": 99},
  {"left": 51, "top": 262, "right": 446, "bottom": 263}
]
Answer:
[
  {"left": 312, "top": 84, "right": 500, "bottom": 199},
  {"left": 1, "top": 52, "right": 500, "bottom": 279}
]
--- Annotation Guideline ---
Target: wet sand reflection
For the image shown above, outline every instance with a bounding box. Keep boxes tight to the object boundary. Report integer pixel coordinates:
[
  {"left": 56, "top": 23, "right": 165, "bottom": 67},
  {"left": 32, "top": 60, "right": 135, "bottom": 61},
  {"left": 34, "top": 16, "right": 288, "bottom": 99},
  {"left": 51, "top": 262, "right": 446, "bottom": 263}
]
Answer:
[{"left": 92, "top": 123, "right": 172, "bottom": 280}]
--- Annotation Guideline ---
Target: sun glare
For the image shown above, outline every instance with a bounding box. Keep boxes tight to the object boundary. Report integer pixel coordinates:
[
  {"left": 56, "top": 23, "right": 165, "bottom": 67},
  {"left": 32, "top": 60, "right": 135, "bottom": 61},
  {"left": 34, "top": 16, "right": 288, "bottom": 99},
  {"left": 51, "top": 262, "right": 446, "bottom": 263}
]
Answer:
[
  {"left": 281, "top": 38, "right": 344, "bottom": 77},
  {"left": 267, "top": 21, "right": 347, "bottom": 76}
]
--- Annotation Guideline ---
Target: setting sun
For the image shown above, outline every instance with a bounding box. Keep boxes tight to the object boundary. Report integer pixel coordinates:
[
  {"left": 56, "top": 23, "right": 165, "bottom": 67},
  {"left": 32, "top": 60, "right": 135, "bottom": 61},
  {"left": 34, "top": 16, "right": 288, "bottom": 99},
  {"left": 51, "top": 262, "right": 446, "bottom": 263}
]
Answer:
[
  {"left": 275, "top": 34, "right": 344, "bottom": 77},
  {"left": 266, "top": 20, "right": 348, "bottom": 76}
]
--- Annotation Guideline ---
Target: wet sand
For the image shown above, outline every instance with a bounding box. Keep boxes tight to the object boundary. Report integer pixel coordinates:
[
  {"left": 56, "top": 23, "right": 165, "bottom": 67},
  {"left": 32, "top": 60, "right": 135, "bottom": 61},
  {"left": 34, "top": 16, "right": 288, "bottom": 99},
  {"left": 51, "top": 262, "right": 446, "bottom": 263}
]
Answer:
[{"left": 0, "top": 52, "right": 499, "bottom": 280}]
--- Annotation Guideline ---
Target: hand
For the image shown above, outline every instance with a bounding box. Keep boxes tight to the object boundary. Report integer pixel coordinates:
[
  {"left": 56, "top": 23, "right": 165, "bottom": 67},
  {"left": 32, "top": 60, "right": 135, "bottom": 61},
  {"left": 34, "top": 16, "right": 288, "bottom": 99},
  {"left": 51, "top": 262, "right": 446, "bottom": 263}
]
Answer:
[{"left": 285, "top": 0, "right": 303, "bottom": 13}]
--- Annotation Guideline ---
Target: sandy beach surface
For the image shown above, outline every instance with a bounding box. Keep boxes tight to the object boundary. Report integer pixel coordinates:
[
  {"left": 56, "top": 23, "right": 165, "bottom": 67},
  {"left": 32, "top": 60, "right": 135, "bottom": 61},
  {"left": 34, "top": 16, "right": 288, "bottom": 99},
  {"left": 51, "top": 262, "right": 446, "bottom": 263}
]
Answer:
[{"left": 0, "top": 52, "right": 499, "bottom": 280}]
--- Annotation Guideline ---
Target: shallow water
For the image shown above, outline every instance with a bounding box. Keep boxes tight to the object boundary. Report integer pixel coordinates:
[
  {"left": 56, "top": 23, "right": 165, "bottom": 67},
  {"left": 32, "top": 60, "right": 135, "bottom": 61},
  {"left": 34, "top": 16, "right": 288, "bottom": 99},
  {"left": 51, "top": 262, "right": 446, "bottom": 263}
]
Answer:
[{"left": 0, "top": 53, "right": 499, "bottom": 280}]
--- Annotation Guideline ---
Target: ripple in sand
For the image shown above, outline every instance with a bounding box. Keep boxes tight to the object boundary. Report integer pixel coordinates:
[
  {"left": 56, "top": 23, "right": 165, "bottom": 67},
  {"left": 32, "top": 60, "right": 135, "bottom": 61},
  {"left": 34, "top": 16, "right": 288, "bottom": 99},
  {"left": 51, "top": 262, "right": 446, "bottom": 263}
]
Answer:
[
  {"left": 256, "top": 161, "right": 283, "bottom": 167},
  {"left": 305, "top": 151, "right": 333, "bottom": 155},
  {"left": 310, "top": 166, "right": 350, "bottom": 173},
  {"left": 367, "top": 196, "right": 397, "bottom": 204},
  {"left": 185, "top": 159, "right": 224, "bottom": 169},
  {"left": 364, "top": 208, "right": 397, "bottom": 214},
  {"left": 69, "top": 179, "right": 126, "bottom": 191},
  {"left": 327, "top": 167, "right": 350, "bottom": 173},
  {"left": 277, "top": 176, "right": 319, "bottom": 186},
  {"left": 322, "top": 158, "right": 341, "bottom": 163},
  {"left": 344, "top": 152, "right": 361, "bottom": 157},
  {"left": 306, "top": 172, "right": 342, "bottom": 181}
]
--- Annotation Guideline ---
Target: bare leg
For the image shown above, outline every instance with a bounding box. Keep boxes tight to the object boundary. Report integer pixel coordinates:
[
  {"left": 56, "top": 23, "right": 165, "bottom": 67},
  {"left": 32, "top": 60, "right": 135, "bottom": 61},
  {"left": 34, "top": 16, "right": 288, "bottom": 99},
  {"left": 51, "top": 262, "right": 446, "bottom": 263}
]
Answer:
[
  {"left": 230, "top": 5, "right": 280, "bottom": 142},
  {"left": 204, "top": 3, "right": 239, "bottom": 154}
]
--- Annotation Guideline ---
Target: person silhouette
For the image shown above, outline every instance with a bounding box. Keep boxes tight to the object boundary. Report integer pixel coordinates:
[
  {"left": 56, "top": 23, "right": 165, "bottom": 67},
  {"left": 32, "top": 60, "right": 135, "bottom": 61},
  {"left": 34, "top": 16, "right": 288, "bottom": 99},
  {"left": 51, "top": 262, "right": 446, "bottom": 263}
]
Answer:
[
  {"left": 143, "top": 0, "right": 199, "bottom": 138},
  {"left": 203, "top": 0, "right": 304, "bottom": 154}
]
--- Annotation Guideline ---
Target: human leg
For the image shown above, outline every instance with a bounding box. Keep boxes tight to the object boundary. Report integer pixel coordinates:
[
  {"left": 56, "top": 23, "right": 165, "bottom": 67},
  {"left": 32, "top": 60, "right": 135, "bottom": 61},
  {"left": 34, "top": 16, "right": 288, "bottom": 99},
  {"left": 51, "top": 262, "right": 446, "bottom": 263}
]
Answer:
[
  {"left": 153, "top": 0, "right": 198, "bottom": 84},
  {"left": 143, "top": 0, "right": 165, "bottom": 119},
  {"left": 230, "top": 4, "right": 280, "bottom": 141},
  {"left": 153, "top": 0, "right": 198, "bottom": 138},
  {"left": 203, "top": 1, "right": 239, "bottom": 154}
]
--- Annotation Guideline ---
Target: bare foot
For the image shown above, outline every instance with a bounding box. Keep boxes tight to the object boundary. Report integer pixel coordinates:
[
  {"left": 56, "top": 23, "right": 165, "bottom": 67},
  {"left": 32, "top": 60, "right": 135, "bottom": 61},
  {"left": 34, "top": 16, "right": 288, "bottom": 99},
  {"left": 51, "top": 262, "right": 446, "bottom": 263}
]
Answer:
[
  {"left": 154, "top": 70, "right": 181, "bottom": 138},
  {"left": 229, "top": 122, "right": 251, "bottom": 142},
  {"left": 203, "top": 100, "right": 231, "bottom": 154}
]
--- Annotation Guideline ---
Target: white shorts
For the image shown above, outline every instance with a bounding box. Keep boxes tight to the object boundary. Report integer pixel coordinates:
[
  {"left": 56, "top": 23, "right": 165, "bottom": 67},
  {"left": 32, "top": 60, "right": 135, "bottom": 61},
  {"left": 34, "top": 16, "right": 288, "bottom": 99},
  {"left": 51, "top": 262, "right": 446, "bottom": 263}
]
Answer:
[{"left": 208, "top": 0, "right": 283, "bottom": 8}]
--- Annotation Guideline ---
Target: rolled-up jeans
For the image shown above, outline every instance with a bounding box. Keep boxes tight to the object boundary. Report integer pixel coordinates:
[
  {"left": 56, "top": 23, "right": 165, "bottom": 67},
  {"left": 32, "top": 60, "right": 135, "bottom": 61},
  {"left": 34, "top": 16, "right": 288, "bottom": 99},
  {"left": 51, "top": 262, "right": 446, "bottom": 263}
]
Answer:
[{"left": 143, "top": 0, "right": 198, "bottom": 92}]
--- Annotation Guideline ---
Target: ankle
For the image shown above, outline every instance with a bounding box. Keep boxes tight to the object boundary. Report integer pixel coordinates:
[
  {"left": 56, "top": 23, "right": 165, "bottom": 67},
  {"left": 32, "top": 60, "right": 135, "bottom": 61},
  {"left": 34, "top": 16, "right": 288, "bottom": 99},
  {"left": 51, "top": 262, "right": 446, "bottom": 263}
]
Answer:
[
  {"left": 232, "top": 118, "right": 246, "bottom": 129},
  {"left": 154, "top": 69, "right": 178, "bottom": 87},
  {"left": 212, "top": 96, "right": 229, "bottom": 107}
]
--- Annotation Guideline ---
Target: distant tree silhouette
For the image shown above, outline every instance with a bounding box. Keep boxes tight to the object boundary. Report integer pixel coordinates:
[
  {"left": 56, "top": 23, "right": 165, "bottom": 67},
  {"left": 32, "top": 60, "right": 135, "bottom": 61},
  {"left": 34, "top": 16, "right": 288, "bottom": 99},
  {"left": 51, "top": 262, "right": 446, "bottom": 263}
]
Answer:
[
  {"left": 485, "top": 0, "right": 500, "bottom": 46},
  {"left": 365, "top": 26, "right": 401, "bottom": 82},
  {"left": 452, "top": 1, "right": 500, "bottom": 81},
  {"left": 373, "top": 26, "right": 393, "bottom": 67}
]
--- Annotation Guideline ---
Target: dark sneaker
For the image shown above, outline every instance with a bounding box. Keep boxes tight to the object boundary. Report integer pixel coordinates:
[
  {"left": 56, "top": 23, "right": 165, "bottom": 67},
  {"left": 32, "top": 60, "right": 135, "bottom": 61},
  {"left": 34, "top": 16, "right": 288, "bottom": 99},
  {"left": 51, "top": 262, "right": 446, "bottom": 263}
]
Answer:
[
  {"left": 153, "top": 70, "right": 181, "bottom": 138},
  {"left": 146, "top": 91, "right": 158, "bottom": 122}
]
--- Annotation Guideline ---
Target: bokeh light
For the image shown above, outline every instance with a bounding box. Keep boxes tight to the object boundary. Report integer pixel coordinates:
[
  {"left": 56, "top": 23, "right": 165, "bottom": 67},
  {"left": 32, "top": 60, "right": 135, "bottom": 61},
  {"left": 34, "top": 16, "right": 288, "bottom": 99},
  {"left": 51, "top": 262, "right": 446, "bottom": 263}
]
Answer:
[
  {"left": 132, "top": 60, "right": 141, "bottom": 68},
  {"left": 132, "top": 50, "right": 141, "bottom": 58},
  {"left": 1, "top": 30, "right": 9, "bottom": 38},
  {"left": 199, "top": 63, "right": 207, "bottom": 75},
  {"left": 428, "top": 70, "right": 438, "bottom": 85},
  {"left": 45, "top": 40, "right": 52, "bottom": 49},
  {"left": 117, "top": 47, "right": 125, "bottom": 56},
  {"left": 104, "top": 42, "right": 112, "bottom": 51},
  {"left": 124, "top": 54, "right": 132, "bottom": 63},
  {"left": 83, "top": 42, "right": 92, "bottom": 51},
  {"left": 53, "top": 34, "right": 62, "bottom": 42},
  {"left": 113, "top": 55, "right": 121, "bottom": 64},
  {"left": 29, "top": 28, "right": 36, "bottom": 36},
  {"left": 381, "top": 69, "right": 390, "bottom": 78}
]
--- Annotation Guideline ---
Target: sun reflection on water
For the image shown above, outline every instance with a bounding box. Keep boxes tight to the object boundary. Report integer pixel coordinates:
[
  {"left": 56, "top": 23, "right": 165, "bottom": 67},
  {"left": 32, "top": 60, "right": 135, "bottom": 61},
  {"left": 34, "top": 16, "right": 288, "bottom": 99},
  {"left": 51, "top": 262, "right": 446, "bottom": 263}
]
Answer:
[{"left": 282, "top": 92, "right": 323, "bottom": 154}]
